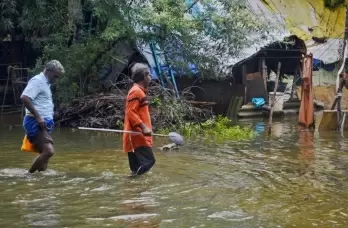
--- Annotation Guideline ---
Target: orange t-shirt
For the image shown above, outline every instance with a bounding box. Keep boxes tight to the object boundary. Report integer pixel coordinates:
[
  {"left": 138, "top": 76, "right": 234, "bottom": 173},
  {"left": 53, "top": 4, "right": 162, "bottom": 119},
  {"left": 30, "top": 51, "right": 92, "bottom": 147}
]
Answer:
[{"left": 123, "top": 84, "right": 153, "bottom": 152}]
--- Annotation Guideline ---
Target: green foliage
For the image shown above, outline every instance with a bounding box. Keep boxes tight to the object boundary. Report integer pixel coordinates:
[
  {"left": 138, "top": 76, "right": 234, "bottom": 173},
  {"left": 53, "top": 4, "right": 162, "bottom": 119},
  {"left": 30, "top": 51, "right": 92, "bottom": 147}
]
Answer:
[
  {"left": 137, "top": 0, "right": 274, "bottom": 78},
  {"left": 150, "top": 97, "right": 163, "bottom": 107},
  {"left": 160, "top": 115, "right": 256, "bottom": 142},
  {"left": 33, "top": 38, "right": 109, "bottom": 104},
  {"left": 324, "top": 0, "right": 346, "bottom": 9},
  {"left": 0, "top": 0, "right": 17, "bottom": 33},
  {"left": 0, "top": 0, "right": 68, "bottom": 47},
  {"left": 149, "top": 91, "right": 191, "bottom": 130},
  {"left": 1, "top": 0, "right": 272, "bottom": 104}
]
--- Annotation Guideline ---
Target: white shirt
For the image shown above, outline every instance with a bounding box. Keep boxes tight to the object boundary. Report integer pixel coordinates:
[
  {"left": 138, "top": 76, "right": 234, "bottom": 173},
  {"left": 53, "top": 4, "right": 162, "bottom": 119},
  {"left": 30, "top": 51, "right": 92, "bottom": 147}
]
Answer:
[{"left": 21, "top": 72, "right": 54, "bottom": 119}]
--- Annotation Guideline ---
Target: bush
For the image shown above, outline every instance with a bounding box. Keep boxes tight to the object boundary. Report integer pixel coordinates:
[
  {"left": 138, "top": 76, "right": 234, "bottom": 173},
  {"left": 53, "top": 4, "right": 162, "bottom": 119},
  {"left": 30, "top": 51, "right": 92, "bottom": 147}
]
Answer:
[{"left": 161, "top": 115, "right": 256, "bottom": 142}]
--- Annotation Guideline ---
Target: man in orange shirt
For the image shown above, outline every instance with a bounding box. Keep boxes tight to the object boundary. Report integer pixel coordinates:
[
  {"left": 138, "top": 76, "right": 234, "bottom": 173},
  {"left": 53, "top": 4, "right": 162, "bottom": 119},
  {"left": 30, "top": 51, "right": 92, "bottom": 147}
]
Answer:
[{"left": 123, "top": 63, "right": 155, "bottom": 177}]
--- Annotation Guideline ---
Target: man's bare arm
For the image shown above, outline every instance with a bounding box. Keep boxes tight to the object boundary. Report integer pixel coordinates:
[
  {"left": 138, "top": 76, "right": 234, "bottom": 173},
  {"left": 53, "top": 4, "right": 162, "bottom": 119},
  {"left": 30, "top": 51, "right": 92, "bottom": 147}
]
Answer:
[
  {"left": 20, "top": 95, "right": 40, "bottom": 117},
  {"left": 21, "top": 95, "right": 46, "bottom": 129}
]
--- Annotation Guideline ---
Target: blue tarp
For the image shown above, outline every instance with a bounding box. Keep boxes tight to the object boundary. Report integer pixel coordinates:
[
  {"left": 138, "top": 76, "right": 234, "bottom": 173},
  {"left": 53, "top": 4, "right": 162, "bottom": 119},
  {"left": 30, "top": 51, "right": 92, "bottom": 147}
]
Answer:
[
  {"left": 255, "top": 122, "right": 265, "bottom": 133},
  {"left": 150, "top": 67, "right": 159, "bottom": 80},
  {"left": 150, "top": 64, "right": 199, "bottom": 80},
  {"left": 185, "top": 0, "right": 202, "bottom": 17},
  {"left": 313, "top": 58, "right": 336, "bottom": 72},
  {"left": 148, "top": 1, "right": 201, "bottom": 80},
  {"left": 312, "top": 58, "right": 321, "bottom": 71},
  {"left": 251, "top": 98, "right": 265, "bottom": 108}
]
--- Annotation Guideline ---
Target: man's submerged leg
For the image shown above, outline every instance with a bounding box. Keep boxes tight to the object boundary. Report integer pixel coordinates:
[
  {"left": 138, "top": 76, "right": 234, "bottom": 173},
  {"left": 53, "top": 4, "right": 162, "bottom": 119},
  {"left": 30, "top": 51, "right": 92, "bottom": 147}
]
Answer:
[
  {"left": 29, "top": 156, "right": 48, "bottom": 173},
  {"left": 28, "top": 129, "right": 54, "bottom": 173},
  {"left": 28, "top": 156, "right": 40, "bottom": 173},
  {"left": 134, "top": 147, "right": 156, "bottom": 176},
  {"left": 128, "top": 152, "right": 139, "bottom": 176},
  {"left": 28, "top": 143, "right": 54, "bottom": 173}
]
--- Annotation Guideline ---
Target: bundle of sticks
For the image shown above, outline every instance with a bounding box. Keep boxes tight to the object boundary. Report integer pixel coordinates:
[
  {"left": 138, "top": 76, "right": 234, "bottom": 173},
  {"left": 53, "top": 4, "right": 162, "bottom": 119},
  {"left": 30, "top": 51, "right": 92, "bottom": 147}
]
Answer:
[{"left": 54, "top": 84, "right": 213, "bottom": 130}]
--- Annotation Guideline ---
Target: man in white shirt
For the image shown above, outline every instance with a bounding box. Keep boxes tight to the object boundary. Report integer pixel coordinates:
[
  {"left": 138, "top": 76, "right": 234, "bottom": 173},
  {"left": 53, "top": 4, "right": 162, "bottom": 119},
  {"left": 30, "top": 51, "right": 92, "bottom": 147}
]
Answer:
[{"left": 21, "top": 60, "right": 65, "bottom": 173}]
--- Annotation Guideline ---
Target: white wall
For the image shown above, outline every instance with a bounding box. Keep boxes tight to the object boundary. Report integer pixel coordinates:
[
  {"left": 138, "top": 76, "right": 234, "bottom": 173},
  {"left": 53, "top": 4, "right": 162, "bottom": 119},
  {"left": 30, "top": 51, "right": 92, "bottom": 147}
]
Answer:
[{"left": 312, "top": 68, "right": 338, "bottom": 86}]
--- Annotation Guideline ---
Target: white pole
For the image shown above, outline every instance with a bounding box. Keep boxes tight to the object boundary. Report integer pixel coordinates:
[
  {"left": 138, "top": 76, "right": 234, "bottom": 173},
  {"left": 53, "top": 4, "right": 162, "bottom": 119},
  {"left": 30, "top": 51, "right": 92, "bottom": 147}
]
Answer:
[{"left": 77, "top": 127, "right": 168, "bottom": 137}]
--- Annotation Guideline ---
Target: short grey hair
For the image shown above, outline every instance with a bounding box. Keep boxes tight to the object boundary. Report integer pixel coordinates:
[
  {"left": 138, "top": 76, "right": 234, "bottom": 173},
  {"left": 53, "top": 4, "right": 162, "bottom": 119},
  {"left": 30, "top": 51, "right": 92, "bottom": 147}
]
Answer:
[
  {"left": 45, "top": 60, "right": 65, "bottom": 74},
  {"left": 130, "top": 63, "right": 150, "bottom": 82},
  {"left": 131, "top": 63, "right": 149, "bottom": 76}
]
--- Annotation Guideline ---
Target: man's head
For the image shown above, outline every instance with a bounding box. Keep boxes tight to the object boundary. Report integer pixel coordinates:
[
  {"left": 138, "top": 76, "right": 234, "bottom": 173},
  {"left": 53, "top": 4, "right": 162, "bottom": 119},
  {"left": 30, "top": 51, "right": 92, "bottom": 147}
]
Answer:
[
  {"left": 43, "top": 60, "right": 65, "bottom": 84},
  {"left": 131, "top": 63, "right": 151, "bottom": 88}
]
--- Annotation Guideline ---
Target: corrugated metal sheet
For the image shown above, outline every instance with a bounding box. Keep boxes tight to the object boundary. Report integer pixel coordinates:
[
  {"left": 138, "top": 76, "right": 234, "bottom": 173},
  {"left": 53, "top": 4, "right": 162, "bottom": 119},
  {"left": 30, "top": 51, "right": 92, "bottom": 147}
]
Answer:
[{"left": 248, "top": 0, "right": 345, "bottom": 64}]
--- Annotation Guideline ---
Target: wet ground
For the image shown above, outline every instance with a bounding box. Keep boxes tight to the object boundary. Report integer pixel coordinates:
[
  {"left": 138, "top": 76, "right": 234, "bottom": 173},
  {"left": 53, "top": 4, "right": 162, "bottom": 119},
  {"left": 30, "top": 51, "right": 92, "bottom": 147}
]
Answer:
[{"left": 1, "top": 114, "right": 348, "bottom": 228}]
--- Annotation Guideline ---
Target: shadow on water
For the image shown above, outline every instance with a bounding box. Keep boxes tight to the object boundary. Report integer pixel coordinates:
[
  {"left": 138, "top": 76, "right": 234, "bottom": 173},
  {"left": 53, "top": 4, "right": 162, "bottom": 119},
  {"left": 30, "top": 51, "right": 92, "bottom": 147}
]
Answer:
[{"left": 2, "top": 114, "right": 348, "bottom": 227}]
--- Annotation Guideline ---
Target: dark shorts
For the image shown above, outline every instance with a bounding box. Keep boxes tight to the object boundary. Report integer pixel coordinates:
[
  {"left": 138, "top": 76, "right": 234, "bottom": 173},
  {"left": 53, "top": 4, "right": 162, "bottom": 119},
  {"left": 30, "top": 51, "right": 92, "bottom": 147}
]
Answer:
[
  {"left": 127, "top": 146, "right": 156, "bottom": 176},
  {"left": 27, "top": 128, "right": 54, "bottom": 153}
]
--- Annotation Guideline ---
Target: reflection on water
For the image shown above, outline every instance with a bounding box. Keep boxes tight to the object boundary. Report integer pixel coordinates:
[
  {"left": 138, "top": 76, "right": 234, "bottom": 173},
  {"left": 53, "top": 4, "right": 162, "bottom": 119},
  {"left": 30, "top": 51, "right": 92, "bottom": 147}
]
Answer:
[
  {"left": 2, "top": 115, "right": 348, "bottom": 227},
  {"left": 298, "top": 129, "right": 315, "bottom": 176}
]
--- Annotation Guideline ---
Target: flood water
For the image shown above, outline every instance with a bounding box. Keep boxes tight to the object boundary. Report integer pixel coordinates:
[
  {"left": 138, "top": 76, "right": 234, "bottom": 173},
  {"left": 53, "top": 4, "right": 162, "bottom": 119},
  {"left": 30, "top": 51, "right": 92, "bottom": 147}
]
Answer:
[{"left": 1, "top": 114, "right": 348, "bottom": 228}]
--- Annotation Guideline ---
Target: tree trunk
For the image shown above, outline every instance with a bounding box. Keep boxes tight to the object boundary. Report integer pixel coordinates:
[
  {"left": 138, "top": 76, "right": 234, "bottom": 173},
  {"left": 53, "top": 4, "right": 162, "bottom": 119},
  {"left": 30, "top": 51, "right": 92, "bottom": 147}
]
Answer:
[{"left": 68, "top": 0, "right": 83, "bottom": 44}]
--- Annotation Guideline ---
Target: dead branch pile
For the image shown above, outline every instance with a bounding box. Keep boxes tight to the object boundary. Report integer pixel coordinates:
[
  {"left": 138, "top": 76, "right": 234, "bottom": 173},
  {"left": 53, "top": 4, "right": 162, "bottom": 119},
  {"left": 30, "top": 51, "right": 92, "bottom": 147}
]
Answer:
[{"left": 54, "top": 84, "right": 213, "bottom": 130}]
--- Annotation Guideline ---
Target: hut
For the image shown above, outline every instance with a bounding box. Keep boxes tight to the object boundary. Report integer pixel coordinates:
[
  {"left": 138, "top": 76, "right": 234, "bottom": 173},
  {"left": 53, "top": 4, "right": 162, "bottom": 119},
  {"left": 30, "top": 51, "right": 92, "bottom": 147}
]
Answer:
[
  {"left": 231, "top": 35, "right": 306, "bottom": 103},
  {"left": 227, "top": 35, "right": 323, "bottom": 118}
]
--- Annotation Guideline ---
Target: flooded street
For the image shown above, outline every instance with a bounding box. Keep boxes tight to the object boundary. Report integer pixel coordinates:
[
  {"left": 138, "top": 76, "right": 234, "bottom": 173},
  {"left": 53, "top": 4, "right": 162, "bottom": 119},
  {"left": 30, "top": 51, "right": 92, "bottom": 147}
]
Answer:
[{"left": 1, "top": 114, "right": 348, "bottom": 227}]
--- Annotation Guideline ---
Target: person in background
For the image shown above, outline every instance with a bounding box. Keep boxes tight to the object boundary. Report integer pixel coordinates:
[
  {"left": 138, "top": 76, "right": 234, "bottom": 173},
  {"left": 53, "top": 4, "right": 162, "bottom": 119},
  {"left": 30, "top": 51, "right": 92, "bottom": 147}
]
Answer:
[
  {"left": 123, "top": 63, "right": 155, "bottom": 177},
  {"left": 339, "top": 71, "right": 348, "bottom": 90},
  {"left": 20, "top": 60, "right": 65, "bottom": 173}
]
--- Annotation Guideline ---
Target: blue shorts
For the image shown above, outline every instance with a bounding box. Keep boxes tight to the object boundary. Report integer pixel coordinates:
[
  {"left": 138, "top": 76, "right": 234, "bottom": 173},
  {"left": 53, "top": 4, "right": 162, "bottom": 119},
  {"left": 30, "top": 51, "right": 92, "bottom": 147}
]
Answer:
[{"left": 23, "top": 115, "right": 54, "bottom": 145}]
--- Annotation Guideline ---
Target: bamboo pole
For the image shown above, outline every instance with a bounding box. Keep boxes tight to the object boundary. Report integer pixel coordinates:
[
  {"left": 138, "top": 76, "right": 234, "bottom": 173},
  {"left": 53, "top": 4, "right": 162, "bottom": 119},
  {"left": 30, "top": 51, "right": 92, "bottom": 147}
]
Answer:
[
  {"left": 336, "top": 43, "right": 348, "bottom": 130},
  {"left": 336, "top": 5, "right": 348, "bottom": 130},
  {"left": 261, "top": 58, "right": 268, "bottom": 99},
  {"left": 268, "top": 62, "right": 282, "bottom": 135}
]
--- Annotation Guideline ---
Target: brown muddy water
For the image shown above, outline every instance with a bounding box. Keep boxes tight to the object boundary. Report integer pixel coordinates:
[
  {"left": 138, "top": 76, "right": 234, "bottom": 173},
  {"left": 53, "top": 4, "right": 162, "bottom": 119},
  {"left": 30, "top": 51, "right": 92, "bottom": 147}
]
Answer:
[{"left": 1, "top": 114, "right": 348, "bottom": 228}]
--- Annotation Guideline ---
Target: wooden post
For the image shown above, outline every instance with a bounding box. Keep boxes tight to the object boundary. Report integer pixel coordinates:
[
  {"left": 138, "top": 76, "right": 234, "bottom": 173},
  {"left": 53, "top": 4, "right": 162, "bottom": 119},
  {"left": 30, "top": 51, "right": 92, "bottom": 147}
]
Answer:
[
  {"left": 261, "top": 58, "right": 267, "bottom": 94},
  {"left": 268, "top": 62, "right": 282, "bottom": 135},
  {"left": 341, "top": 113, "right": 346, "bottom": 133},
  {"left": 336, "top": 5, "right": 348, "bottom": 130},
  {"left": 242, "top": 64, "right": 247, "bottom": 104},
  {"left": 290, "top": 78, "right": 295, "bottom": 100},
  {"left": 290, "top": 64, "right": 300, "bottom": 100},
  {"left": 335, "top": 44, "right": 347, "bottom": 130}
]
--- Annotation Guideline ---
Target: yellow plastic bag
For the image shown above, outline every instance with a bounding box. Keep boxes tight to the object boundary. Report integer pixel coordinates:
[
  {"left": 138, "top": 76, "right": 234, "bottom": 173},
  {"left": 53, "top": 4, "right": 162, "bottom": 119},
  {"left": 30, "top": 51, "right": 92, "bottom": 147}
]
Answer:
[{"left": 21, "top": 135, "right": 39, "bottom": 154}]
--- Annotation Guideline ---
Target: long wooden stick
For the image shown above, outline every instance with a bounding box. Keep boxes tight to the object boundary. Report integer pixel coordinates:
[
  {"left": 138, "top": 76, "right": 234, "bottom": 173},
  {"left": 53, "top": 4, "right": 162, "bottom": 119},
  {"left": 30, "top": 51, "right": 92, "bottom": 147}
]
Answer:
[{"left": 268, "top": 62, "right": 282, "bottom": 135}]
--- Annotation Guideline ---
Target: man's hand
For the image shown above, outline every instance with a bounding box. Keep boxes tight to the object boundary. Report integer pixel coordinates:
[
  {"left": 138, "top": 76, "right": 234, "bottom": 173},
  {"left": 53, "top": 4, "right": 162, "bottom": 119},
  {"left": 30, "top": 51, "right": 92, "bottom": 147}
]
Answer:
[
  {"left": 140, "top": 123, "right": 152, "bottom": 136},
  {"left": 21, "top": 95, "right": 44, "bottom": 129},
  {"left": 36, "top": 116, "right": 46, "bottom": 130},
  {"left": 142, "top": 126, "right": 152, "bottom": 136}
]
